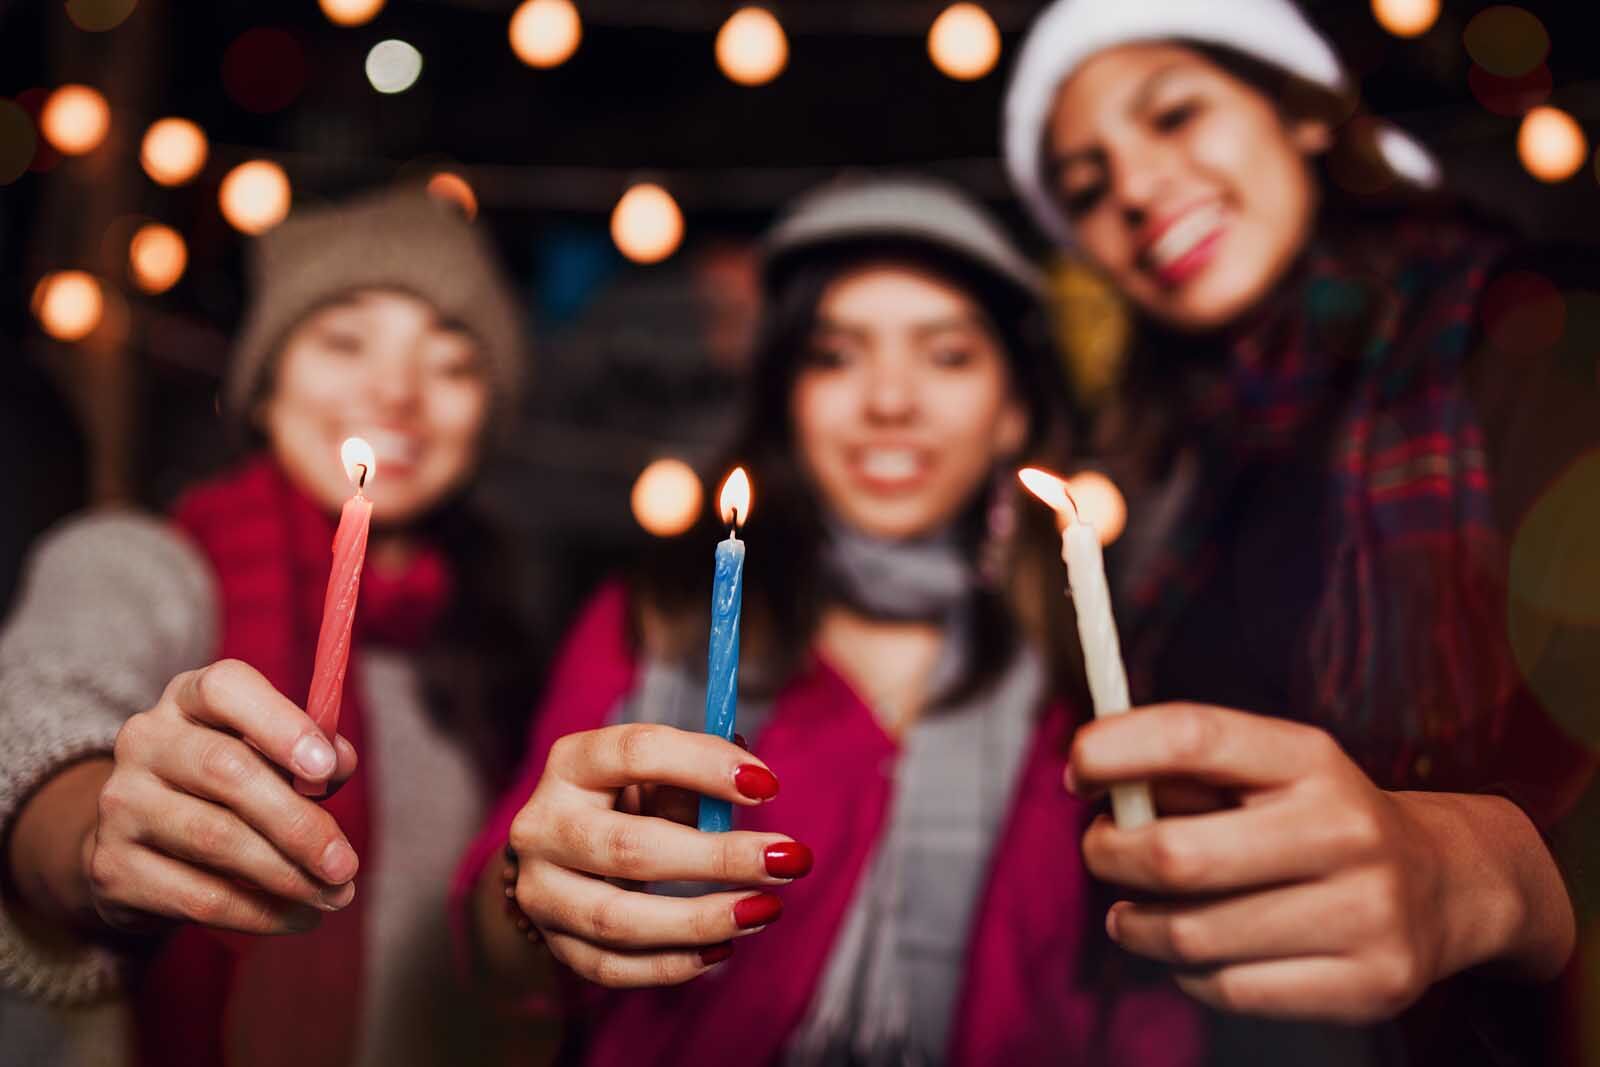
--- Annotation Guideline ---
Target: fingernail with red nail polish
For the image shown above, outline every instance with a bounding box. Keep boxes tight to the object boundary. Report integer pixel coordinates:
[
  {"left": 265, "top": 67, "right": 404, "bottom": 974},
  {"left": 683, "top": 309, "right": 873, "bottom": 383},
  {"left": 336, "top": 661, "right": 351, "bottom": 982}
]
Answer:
[
  {"left": 733, "top": 893, "right": 783, "bottom": 930},
  {"left": 701, "top": 942, "right": 734, "bottom": 966},
  {"left": 735, "top": 764, "right": 779, "bottom": 801},
  {"left": 764, "top": 841, "right": 813, "bottom": 879}
]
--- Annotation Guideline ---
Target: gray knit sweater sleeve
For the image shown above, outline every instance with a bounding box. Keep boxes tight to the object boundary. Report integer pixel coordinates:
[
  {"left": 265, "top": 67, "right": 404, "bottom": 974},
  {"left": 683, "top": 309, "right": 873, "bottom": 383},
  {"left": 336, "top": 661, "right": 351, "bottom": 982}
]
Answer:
[{"left": 0, "top": 512, "right": 218, "bottom": 1004}]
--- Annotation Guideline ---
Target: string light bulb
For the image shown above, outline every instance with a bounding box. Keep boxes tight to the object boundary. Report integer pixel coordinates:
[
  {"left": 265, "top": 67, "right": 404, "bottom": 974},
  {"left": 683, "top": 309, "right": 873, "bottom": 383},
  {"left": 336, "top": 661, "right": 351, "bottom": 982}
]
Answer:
[
  {"left": 39, "top": 85, "right": 110, "bottom": 156},
  {"left": 1370, "top": 0, "right": 1440, "bottom": 39},
  {"left": 33, "top": 271, "right": 104, "bottom": 341},
  {"left": 1519, "top": 106, "right": 1587, "bottom": 183},
  {"left": 928, "top": 4, "right": 1002, "bottom": 81},
  {"left": 219, "top": 160, "right": 291, "bottom": 234},
  {"left": 140, "top": 118, "right": 208, "bottom": 186},
  {"left": 509, "top": 0, "right": 582, "bottom": 68},
  {"left": 128, "top": 223, "right": 187, "bottom": 294},
  {"left": 319, "top": 0, "right": 385, "bottom": 27},
  {"left": 715, "top": 7, "right": 788, "bottom": 87},
  {"left": 611, "top": 182, "right": 684, "bottom": 264},
  {"left": 631, "top": 459, "right": 704, "bottom": 537}
]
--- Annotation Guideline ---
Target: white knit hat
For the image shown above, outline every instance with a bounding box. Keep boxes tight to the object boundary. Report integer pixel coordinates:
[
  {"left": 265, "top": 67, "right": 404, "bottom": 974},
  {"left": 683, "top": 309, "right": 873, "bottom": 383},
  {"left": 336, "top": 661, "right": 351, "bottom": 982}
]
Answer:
[{"left": 1003, "top": 0, "right": 1440, "bottom": 243}]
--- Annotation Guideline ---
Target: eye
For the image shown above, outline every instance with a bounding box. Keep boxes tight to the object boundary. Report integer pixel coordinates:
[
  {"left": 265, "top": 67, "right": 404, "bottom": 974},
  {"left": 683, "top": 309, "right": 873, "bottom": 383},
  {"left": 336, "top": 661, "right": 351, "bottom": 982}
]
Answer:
[
  {"left": 1154, "top": 101, "right": 1198, "bottom": 133},
  {"left": 929, "top": 346, "right": 976, "bottom": 369},
  {"left": 1062, "top": 182, "right": 1107, "bottom": 218},
  {"left": 803, "top": 345, "right": 851, "bottom": 370},
  {"left": 319, "top": 329, "right": 363, "bottom": 355}
]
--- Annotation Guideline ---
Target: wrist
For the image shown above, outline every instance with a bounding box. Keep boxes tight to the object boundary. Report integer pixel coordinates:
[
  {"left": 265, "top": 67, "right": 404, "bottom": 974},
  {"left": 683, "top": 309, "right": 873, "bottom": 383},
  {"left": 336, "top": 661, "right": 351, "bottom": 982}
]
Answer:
[{"left": 5, "top": 759, "right": 114, "bottom": 936}]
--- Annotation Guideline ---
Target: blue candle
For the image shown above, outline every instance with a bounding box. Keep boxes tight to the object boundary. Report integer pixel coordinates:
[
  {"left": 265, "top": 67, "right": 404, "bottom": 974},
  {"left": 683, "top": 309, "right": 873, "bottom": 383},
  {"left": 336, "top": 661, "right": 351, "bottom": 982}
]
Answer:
[{"left": 699, "top": 468, "right": 750, "bottom": 832}]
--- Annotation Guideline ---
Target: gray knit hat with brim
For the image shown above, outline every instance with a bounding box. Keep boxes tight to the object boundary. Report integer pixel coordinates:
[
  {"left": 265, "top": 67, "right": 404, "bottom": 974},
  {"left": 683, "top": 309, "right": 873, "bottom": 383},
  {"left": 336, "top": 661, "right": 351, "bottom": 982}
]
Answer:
[
  {"left": 762, "top": 175, "right": 1044, "bottom": 300},
  {"left": 224, "top": 186, "right": 528, "bottom": 427}
]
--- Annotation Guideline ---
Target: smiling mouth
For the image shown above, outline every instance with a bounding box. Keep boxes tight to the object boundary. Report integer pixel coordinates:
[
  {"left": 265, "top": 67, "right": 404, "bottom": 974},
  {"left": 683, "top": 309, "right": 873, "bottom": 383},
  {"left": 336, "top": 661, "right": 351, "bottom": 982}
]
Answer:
[
  {"left": 363, "top": 428, "right": 421, "bottom": 471},
  {"left": 849, "top": 446, "right": 931, "bottom": 490},
  {"left": 1141, "top": 202, "right": 1226, "bottom": 286}
]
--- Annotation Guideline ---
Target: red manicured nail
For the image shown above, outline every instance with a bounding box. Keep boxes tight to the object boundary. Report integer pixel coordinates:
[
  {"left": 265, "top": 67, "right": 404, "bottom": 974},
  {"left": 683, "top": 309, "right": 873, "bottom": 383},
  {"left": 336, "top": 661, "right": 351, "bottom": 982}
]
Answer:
[
  {"left": 700, "top": 941, "right": 735, "bottom": 966},
  {"left": 733, "top": 893, "right": 784, "bottom": 929},
  {"left": 764, "top": 841, "right": 813, "bottom": 879},
  {"left": 735, "top": 764, "right": 780, "bottom": 800}
]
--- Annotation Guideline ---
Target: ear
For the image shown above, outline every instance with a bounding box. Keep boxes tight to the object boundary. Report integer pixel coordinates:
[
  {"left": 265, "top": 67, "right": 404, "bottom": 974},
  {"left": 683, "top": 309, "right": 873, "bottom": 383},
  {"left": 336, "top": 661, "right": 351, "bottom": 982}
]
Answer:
[
  {"left": 1290, "top": 119, "right": 1334, "bottom": 156},
  {"left": 993, "top": 396, "right": 1030, "bottom": 460}
]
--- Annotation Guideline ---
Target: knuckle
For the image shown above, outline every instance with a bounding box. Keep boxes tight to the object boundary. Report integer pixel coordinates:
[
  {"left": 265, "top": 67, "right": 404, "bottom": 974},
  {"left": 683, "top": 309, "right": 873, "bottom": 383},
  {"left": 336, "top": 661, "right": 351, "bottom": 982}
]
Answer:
[
  {"left": 195, "top": 660, "right": 238, "bottom": 708},
  {"left": 179, "top": 882, "right": 229, "bottom": 925},
  {"left": 652, "top": 953, "right": 689, "bottom": 987},
  {"left": 1302, "top": 727, "right": 1347, "bottom": 769},
  {"left": 1165, "top": 916, "right": 1210, "bottom": 964},
  {"left": 603, "top": 823, "right": 646, "bottom": 879},
  {"left": 548, "top": 734, "right": 578, "bottom": 770},
  {"left": 616, "top": 725, "right": 663, "bottom": 778},
  {"left": 86, "top": 846, "right": 121, "bottom": 898},
  {"left": 689, "top": 901, "right": 722, "bottom": 942},
  {"left": 280, "top": 803, "right": 337, "bottom": 857},
  {"left": 1368, "top": 951, "right": 1423, "bottom": 1017},
  {"left": 1209, "top": 969, "right": 1254, "bottom": 1014},
  {"left": 113, "top": 715, "right": 151, "bottom": 763},
  {"left": 196, "top": 738, "right": 255, "bottom": 793},
  {"left": 1166, "top": 706, "right": 1219, "bottom": 765},
  {"left": 553, "top": 812, "right": 593, "bottom": 862},
  {"left": 1147, "top": 828, "right": 1198, "bottom": 888},
  {"left": 587, "top": 897, "right": 625, "bottom": 942},
  {"left": 186, "top": 811, "right": 239, "bottom": 860},
  {"left": 591, "top": 952, "right": 629, "bottom": 989},
  {"left": 96, "top": 779, "right": 130, "bottom": 825}
]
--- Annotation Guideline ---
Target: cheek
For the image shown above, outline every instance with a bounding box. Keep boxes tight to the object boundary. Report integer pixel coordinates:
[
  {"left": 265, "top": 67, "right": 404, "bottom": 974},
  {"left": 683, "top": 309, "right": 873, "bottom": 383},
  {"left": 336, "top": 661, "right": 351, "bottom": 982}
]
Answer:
[
  {"left": 425, "top": 381, "right": 490, "bottom": 445},
  {"left": 790, "top": 376, "right": 855, "bottom": 471}
]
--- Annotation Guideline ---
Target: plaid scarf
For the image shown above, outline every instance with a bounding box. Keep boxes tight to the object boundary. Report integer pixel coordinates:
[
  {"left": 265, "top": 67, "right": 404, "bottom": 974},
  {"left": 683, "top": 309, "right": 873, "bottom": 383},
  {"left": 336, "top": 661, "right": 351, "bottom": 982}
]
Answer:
[
  {"left": 1124, "top": 220, "right": 1515, "bottom": 787},
  {"left": 137, "top": 454, "right": 451, "bottom": 1067}
]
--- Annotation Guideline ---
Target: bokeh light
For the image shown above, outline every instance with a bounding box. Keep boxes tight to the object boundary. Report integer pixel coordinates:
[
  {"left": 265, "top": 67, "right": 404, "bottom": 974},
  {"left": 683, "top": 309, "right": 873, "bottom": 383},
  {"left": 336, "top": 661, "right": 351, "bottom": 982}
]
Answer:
[
  {"left": 140, "top": 117, "right": 207, "bottom": 186},
  {"left": 39, "top": 85, "right": 109, "bottom": 156},
  {"left": 128, "top": 223, "right": 187, "bottom": 294},
  {"left": 1508, "top": 448, "right": 1600, "bottom": 750},
  {"left": 928, "top": 4, "right": 1001, "bottom": 81},
  {"left": 0, "top": 100, "right": 36, "bottom": 184},
  {"left": 611, "top": 182, "right": 684, "bottom": 265},
  {"left": 1519, "top": 106, "right": 1587, "bottom": 184},
  {"left": 1468, "top": 63, "right": 1552, "bottom": 118},
  {"left": 319, "top": 0, "right": 385, "bottom": 27},
  {"left": 366, "top": 39, "right": 423, "bottom": 94},
  {"left": 426, "top": 171, "right": 478, "bottom": 220},
  {"left": 1064, "top": 470, "right": 1127, "bottom": 546},
  {"left": 509, "top": 0, "right": 582, "bottom": 69},
  {"left": 631, "top": 459, "right": 704, "bottom": 537},
  {"left": 33, "top": 271, "right": 104, "bottom": 341},
  {"left": 65, "top": 0, "right": 137, "bottom": 31},
  {"left": 1463, "top": 6, "right": 1549, "bottom": 78},
  {"left": 715, "top": 7, "right": 788, "bottom": 87},
  {"left": 222, "top": 28, "right": 306, "bottom": 114},
  {"left": 1371, "top": 0, "right": 1439, "bottom": 38},
  {"left": 219, "top": 160, "right": 291, "bottom": 235}
]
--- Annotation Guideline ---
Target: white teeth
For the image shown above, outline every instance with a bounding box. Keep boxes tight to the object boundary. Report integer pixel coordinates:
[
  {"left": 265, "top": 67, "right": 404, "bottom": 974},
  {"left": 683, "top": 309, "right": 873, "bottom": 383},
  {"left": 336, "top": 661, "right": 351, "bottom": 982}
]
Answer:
[
  {"left": 860, "top": 449, "right": 922, "bottom": 481},
  {"left": 366, "top": 430, "right": 419, "bottom": 465},
  {"left": 1149, "top": 203, "right": 1223, "bottom": 271}
]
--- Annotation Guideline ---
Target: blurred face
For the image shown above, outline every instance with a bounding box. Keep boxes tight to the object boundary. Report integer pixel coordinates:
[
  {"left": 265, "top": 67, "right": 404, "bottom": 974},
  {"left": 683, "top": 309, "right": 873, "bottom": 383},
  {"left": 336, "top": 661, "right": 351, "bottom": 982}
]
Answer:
[
  {"left": 261, "top": 289, "right": 490, "bottom": 523},
  {"left": 790, "top": 263, "right": 1028, "bottom": 541},
  {"left": 1046, "top": 43, "right": 1330, "bottom": 331}
]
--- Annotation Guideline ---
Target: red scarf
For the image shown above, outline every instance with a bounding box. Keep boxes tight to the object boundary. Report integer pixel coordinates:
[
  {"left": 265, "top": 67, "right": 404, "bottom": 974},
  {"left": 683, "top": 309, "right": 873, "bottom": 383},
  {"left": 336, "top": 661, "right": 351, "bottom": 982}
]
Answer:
[{"left": 138, "top": 454, "right": 451, "bottom": 1067}]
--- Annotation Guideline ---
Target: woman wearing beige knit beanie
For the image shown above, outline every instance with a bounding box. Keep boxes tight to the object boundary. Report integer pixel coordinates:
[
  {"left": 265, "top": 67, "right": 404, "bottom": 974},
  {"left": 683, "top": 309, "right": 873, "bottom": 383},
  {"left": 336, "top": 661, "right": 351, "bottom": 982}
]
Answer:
[{"left": 0, "top": 186, "right": 541, "bottom": 1066}]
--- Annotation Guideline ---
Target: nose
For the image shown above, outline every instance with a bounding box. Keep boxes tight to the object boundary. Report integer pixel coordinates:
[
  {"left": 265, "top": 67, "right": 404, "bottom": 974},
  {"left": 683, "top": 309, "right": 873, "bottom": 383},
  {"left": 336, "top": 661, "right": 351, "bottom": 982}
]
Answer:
[
  {"left": 1110, "top": 137, "right": 1179, "bottom": 233},
  {"left": 366, "top": 345, "right": 423, "bottom": 416},
  {"left": 862, "top": 358, "right": 916, "bottom": 424}
]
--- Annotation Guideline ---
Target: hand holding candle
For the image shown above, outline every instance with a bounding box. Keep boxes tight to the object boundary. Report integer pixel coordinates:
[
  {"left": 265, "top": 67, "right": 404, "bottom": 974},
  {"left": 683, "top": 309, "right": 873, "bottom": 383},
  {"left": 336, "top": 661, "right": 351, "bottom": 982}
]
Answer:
[
  {"left": 298, "top": 437, "right": 375, "bottom": 794},
  {"left": 699, "top": 467, "right": 751, "bottom": 833},
  {"left": 1019, "top": 467, "right": 1155, "bottom": 829}
]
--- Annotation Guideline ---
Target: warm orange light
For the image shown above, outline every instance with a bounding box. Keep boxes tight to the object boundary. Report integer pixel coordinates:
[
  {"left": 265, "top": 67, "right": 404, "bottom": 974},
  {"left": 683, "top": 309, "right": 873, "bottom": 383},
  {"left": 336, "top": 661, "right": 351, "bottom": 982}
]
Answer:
[
  {"left": 319, "top": 0, "right": 385, "bottom": 27},
  {"left": 716, "top": 7, "right": 788, "bottom": 87},
  {"left": 611, "top": 182, "right": 684, "bottom": 265},
  {"left": 719, "top": 467, "right": 752, "bottom": 527},
  {"left": 128, "top": 223, "right": 187, "bottom": 294},
  {"left": 33, "top": 271, "right": 104, "bottom": 342},
  {"left": 66, "top": 0, "right": 138, "bottom": 32},
  {"left": 1018, "top": 467, "right": 1125, "bottom": 545},
  {"left": 140, "top": 118, "right": 208, "bottom": 186},
  {"left": 509, "top": 0, "right": 582, "bottom": 68},
  {"left": 1371, "top": 0, "right": 1439, "bottom": 38},
  {"left": 219, "top": 159, "right": 291, "bottom": 234},
  {"left": 631, "top": 459, "right": 704, "bottom": 537},
  {"left": 39, "top": 85, "right": 110, "bottom": 156},
  {"left": 1519, "top": 106, "right": 1587, "bottom": 183},
  {"left": 928, "top": 4, "right": 1002, "bottom": 81},
  {"left": 341, "top": 436, "right": 377, "bottom": 490},
  {"left": 426, "top": 171, "right": 478, "bottom": 220}
]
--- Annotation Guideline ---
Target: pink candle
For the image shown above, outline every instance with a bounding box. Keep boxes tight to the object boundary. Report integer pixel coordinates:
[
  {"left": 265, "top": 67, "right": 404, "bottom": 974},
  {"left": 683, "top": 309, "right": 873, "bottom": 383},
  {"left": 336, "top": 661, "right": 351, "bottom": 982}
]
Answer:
[{"left": 298, "top": 438, "right": 374, "bottom": 793}]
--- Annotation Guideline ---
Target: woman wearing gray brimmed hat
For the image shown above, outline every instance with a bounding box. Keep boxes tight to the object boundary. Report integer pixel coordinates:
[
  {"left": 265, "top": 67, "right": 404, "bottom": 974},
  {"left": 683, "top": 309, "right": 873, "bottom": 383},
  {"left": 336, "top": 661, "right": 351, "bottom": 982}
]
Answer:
[
  {"left": 0, "top": 187, "right": 542, "bottom": 1066},
  {"left": 1003, "top": 0, "right": 1598, "bottom": 1063},
  {"left": 453, "top": 174, "right": 1206, "bottom": 1066}
]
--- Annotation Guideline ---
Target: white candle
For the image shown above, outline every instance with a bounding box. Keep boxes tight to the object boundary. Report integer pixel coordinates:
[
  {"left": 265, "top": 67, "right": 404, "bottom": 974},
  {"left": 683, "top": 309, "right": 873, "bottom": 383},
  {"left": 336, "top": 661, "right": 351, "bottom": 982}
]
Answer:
[{"left": 1020, "top": 468, "right": 1154, "bottom": 829}]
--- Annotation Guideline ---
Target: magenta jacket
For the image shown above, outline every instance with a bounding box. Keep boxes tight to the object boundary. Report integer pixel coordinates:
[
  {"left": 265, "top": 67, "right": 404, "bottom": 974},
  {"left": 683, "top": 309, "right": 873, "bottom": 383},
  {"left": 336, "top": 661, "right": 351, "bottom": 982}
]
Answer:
[{"left": 450, "top": 583, "right": 1204, "bottom": 1066}]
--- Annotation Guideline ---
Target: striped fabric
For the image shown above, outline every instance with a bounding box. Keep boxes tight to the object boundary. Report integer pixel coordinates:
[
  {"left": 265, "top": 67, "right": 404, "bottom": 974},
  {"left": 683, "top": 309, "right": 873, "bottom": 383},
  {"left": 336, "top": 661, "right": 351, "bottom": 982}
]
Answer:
[{"left": 1125, "top": 221, "right": 1514, "bottom": 785}]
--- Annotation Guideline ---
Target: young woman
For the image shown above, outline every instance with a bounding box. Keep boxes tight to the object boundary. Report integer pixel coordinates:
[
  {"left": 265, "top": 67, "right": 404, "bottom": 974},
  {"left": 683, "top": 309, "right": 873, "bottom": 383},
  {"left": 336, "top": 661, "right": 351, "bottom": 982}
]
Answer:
[
  {"left": 1002, "top": 1, "right": 1599, "bottom": 1062},
  {"left": 0, "top": 188, "right": 538, "bottom": 1067},
  {"left": 452, "top": 176, "right": 1205, "bottom": 1065}
]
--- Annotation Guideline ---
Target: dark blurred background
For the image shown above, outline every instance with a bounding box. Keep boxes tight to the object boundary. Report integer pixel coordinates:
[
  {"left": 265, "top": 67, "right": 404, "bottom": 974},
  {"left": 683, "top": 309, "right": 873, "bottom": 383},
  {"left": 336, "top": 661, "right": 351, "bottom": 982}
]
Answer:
[{"left": 3, "top": 0, "right": 1600, "bottom": 1055}]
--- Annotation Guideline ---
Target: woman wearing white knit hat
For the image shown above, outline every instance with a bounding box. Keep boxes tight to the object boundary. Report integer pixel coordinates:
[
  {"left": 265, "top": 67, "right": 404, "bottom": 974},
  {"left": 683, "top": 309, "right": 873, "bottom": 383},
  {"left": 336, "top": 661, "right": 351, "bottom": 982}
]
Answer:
[{"left": 1004, "top": 1, "right": 1599, "bottom": 1064}]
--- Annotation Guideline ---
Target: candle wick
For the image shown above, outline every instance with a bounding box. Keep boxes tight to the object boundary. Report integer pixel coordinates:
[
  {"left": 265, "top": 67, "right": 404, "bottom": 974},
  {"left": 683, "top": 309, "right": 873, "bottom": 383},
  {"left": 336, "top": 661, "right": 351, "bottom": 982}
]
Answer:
[
  {"left": 1060, "top": 486, "right": 1080, "bottom": 524},
  {"left": 357, "top": 463, "right": 368, "bottom": 490},
  {"left": 729, "top": 505, "right": 741, "bottom": 540}
]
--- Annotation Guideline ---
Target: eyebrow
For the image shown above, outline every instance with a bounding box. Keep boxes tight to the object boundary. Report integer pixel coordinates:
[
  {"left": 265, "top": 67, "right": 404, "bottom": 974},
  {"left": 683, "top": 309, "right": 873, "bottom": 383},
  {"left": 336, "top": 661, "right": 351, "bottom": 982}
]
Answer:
[
  {"left": 814, "top": 315, "right": 986, "bottom": 341},
  {"left": 1047, "top": 62, "right": 1191, "bottom": 174}
]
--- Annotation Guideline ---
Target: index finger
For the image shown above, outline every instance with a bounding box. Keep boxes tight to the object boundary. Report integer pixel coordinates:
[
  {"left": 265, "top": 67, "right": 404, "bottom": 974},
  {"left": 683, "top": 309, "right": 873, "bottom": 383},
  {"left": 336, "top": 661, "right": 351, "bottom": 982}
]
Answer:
[
  {"left": 1071, "top": 703, "right": 1332, "bottom": 791},
  {"left": 550, "top": 724, "right": 779, "bottom": 805},
  {"left": 171, "top": 660, "right": 340, "bottom": 784}
]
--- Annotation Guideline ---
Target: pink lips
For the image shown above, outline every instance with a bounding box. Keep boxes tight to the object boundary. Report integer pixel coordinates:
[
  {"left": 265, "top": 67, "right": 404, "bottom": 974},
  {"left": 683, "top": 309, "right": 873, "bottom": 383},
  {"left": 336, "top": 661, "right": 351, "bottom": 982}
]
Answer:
[{"left": 1151, "top": 228, "right": 1223, "bottom": 287}]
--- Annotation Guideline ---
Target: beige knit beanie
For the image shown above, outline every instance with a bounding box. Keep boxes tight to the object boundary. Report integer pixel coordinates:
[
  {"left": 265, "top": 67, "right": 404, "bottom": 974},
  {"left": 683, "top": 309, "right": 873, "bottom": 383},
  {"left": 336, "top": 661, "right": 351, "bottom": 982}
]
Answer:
[{"left": 224, "top": 186, "right": 528, "bottom": 426}]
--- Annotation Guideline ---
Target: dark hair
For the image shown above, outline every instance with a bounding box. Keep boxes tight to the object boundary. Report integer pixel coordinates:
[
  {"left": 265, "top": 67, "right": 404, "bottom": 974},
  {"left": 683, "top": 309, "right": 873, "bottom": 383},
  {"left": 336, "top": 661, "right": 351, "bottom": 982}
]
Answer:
[{"left": 632, "top": 237, "right": 1086, "bottom": 706}]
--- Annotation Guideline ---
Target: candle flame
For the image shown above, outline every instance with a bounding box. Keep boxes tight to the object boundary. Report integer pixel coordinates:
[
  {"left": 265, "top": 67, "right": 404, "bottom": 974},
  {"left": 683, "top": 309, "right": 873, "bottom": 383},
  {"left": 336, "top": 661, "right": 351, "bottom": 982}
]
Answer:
[
  {"left": 1017, "top": 467, "right": 1078, "bottom": 521},
  {"left": 719, "top": 467, "right": 752, "bottom": 527},
  {"left": 341, "top": 437, "right": 377, "bottom": 490}
]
